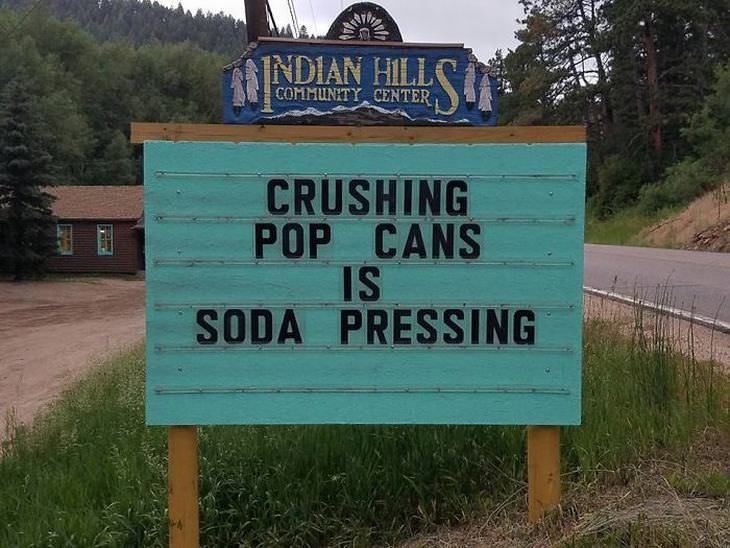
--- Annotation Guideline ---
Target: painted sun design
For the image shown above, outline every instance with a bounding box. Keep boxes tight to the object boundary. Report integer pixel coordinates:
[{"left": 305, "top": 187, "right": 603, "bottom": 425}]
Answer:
[{"left": 339, "top": 11, "right": 390, "bottom": 41}]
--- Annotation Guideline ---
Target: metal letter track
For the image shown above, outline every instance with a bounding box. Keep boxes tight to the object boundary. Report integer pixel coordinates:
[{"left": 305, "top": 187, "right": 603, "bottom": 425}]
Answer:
[
  {"left": 153, "top": 385, "right": 572, "bottom": 396},
  {"left": 154, "top": 171, "right": 579, "bottom": 181},
  {"left": 154, "top": 345, "right": 574, "bottom": 353},
  {"left": 153, "top": 214, "right": 577, "bottom": 225},
  {"left": 152, "top": 258, "right": 575, "bottom": 267}
]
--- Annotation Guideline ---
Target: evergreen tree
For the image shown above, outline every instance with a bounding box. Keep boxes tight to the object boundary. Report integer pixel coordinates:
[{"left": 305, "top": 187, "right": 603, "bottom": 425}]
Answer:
[
  {"left": 503, "top": 0, "right": 730, "bottom": 213},
  {"left": 0, "top": 77, "right": 56, "bottom": 280},
  {"left": 0, "top": 0, "right": 248, "bottom": 57}
]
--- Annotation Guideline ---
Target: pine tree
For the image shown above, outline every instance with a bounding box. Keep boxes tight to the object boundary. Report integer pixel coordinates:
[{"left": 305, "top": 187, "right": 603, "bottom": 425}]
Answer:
[{"left": 0, "top": 77, "right": 57, "bottom": 280}]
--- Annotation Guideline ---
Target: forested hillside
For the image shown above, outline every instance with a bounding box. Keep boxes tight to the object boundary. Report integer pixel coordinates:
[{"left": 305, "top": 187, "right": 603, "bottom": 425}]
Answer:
[
  {"left": 497, "top": 0, "right": 730, "bottom": 218},
  {"left": 0, "top": 0, "right": 247, "bottom": 56},
  {"left": 2, "top": 0, "right": 729, "bottom": 216},
  {"left": 0, "top": 7, "right": 225, "bottom": 185}
]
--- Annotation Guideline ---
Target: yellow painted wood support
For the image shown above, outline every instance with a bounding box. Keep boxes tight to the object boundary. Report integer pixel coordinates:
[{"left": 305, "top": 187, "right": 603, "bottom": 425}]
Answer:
[
  {"left": 168, "top": 427, "right": 199, "bottom": 548},
  {"left": 527, "top": 426, "right": 561, "bottom": 523}
]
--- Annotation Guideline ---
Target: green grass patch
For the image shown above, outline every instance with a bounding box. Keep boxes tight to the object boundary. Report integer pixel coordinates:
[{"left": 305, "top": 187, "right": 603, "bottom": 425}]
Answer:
[
  {"left": 1, "top": 319, "right": 727, "bottom": 547},
  {"left": 584, "top": 207, "right": 672, "bottom": 245},
  {"left": 667, "top": 469, "right": 730, "bottom": 498}
]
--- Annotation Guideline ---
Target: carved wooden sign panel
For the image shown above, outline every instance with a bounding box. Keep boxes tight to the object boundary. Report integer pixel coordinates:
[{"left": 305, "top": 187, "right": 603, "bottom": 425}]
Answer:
[{"left": 223, "top": 39, "right": 498, "bottom": 126}]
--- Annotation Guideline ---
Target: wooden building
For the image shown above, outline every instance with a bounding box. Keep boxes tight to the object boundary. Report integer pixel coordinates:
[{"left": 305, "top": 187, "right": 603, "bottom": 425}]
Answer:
[{"left": 48, "top": 185, "right": 144, "bottom": 274}]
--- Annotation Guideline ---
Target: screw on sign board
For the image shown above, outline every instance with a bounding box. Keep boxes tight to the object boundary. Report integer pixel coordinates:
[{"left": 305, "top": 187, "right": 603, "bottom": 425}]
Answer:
[{"left": 144, "top": 138, "right": 585, "bottom": 426}]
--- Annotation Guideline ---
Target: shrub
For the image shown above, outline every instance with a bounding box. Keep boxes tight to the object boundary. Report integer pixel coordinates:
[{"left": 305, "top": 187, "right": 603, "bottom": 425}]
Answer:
[
  {"left": 594, "top": 155, "right": 651, "bottom": 216},
  {"left": 637, "top": 160, "right": 715, "bottom": 214}
]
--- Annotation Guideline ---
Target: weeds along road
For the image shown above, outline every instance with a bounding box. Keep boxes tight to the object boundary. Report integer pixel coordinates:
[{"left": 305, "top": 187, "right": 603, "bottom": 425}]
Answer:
[{"left": 584, "top": 244, "right": 730, "bottom": 326}]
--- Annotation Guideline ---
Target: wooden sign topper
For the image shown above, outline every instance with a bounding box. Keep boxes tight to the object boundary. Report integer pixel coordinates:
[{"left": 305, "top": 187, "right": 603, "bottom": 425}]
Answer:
[{"left": 223, "top": 3, "right": 498, "bottom": 126}]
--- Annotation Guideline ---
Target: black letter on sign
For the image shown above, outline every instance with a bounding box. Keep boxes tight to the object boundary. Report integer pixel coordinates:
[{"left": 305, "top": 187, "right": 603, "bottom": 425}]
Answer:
[
  {"left": 278, "top": 309, "right": 303, "bottom": 344},
  {"left": 196, "top": 309, "right": 218, "bottom": 345},
  {"left": 446, "top": 180, "right": 468, "bottom": 216},
  {"left": 254, "top": 223, "right": 277, "bottom": 259},
  {"left": 471, "top": 309, "right": 480, "bottom": 345},
  {"left": 343, "top": 266, "right": 353, "bottom": 302},
  {"left": 443, "top": 308, "right": 465, "bottom": 344},
  {"left": 376, "top": 179, "right": 397, "bottom": 215},
  {"left": 251, "top": 309, "right": 274, "bottom": 344},
  {"left": 459, "top": 224, "right": 481, "bottom": 259},
  {"left": 349, "top": 179, "right": 370, "bottom": 215},
  {"left": 223, "top": 309, "right": 246, "bottom": 343},
  {"left": 268, "top": 179, "right": 289, "bottom": 215},
  {"left": 309, "top": 223, "right": 331, "bottom": 258},
  {"left": 321, "top": 179, "right": 343, "bottom": 215},
  {"left": 416, "top": 309, "right": 438, "bottom": 344},
  {"left": 294, "top": 179, "right": 316, "bottom": 215},
  {"left": 393, "top": 309, "right": 412, "bottom": 345},
  {"left": 282, "top": 223, "right": 304, "bottom": 258},
  {"left": 402, "top": 179, "right": 413, "bottom": 215},
  {"left": 432, "top": 224, "right": 455, "bottom": 259},
  {"left": 486, "top": 309, "right": 509, "bottom": 345},
  {"left": 403, "top": 225, "right": 427, "bottom": 259},
  {"left": 340, "top": 310, "right": 362, "bottom": 344},
  {"left": 514, "top": 310, "right": 536, "bottom": 345},
  {"left": 359, "top": 266, "right": 381, "bottom": 302},
  {"left": 375, "top": 224, "right": 397, "bottom": 258},
  {"left": 367, "top": 310, "right": 389, "bottom": 344},
  {"left": 418, "top": 180, "right": 441, "bottom": 216}
]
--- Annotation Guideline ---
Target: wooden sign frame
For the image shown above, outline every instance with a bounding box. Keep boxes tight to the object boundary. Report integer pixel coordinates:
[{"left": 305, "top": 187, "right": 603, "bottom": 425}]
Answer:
[
  {"left": 132, "top": 122, "right": 585, "bottom": 546},
  {"left": 131, "top": 122, "right": 585, "bottom": 145}
]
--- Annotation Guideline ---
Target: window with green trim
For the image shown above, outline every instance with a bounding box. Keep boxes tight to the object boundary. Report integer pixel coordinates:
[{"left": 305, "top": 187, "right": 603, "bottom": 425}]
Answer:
[
  {"left": 57, "top": 224, "right": 73, "bottom": 255},
  {"left": 97, "top": 224, "right": 114, "bottom": 256}
]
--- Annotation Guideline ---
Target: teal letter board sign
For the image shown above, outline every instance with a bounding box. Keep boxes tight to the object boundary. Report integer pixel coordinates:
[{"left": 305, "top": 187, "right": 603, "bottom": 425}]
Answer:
[{"left": 145, "top": 140, "right": 586, "bottom": 425}]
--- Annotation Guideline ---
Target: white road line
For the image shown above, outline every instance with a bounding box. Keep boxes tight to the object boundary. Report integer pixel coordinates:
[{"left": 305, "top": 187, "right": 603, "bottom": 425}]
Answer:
[{"left": 583, "top": 286, "right": 730, "bottom": 335}]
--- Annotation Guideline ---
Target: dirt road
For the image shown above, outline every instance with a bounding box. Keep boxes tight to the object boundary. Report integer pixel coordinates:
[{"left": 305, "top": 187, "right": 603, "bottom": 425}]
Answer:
[{"left": 0, "top": 278, "right": 144, "bottom": 433}]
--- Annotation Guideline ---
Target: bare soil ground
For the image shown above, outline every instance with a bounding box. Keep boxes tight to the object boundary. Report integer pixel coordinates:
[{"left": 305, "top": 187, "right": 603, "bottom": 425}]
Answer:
[
  {"left": 0, "top": 278, "right": 144, "bottom": 434},
  {"left": 640, "top": 185, "right": 730, "bottom": 251}
]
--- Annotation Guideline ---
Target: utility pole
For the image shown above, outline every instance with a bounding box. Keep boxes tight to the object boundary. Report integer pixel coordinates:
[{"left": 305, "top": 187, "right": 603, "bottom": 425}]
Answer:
[{"left": 244, "top": 0, "right": 270, "bottom": 42}]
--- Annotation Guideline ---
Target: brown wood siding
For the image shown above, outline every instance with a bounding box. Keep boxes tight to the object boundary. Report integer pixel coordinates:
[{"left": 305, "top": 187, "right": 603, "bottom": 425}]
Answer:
[{"left": 49, "top": 220, "right": 143, "bottom": 274}]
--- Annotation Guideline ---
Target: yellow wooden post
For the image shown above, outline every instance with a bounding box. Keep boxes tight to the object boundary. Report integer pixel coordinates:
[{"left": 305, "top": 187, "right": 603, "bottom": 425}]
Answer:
[
  {"left": 527, "top": 426, "right": 561, "bottom": 523},
  {"left": 168, "top": 427, "right": 199, "bottom": 548}
]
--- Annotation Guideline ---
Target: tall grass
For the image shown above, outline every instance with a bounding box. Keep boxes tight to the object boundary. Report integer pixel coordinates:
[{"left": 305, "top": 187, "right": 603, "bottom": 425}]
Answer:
[
  {"left": 1, "top": 314, "right": 727, "bottom": 547},
  {"left": 584, "top": 206, "right": 672, "bottom": 245}
]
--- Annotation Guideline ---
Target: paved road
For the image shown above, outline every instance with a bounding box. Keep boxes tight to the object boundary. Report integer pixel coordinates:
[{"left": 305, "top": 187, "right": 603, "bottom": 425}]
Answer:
[{"left": 584, "top": 244, "right": 730, "bottom": 324}]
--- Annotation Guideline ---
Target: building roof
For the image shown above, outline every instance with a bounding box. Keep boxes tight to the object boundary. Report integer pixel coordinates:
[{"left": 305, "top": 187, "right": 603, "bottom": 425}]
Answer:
[{"left": 48, "top": 185, "right": 143, "bottom": 221}]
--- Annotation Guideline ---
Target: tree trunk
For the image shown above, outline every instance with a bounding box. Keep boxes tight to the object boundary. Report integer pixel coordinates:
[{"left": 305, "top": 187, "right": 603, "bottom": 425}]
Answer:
[
  {"left": 580, "top": 0, "right": 614, "bottom": 128},
  {"left": 643, "top": 17, "right": 662, "bottom": 162},
  {"left": 13, "top": 219, "right": 24, "bottom": 281}
]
